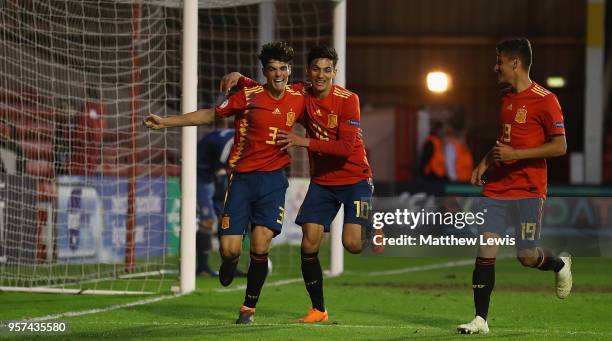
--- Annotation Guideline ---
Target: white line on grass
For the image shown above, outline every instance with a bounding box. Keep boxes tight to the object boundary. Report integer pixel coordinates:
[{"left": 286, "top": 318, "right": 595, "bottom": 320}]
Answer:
[
  {"left": 214, "top": 259, "right": 474, "bottom": 293},
  {"left": 24, "top": 259, "right": 474, "bottom": 321},
  {"left": 213, "top": 278, "right": 304, "bottom": 293},
  {"left": 26, "top": 294, "right": 185, "bottom": 322},
  {"left": 366, "top": 259, "right": 474, "bottom": 276}
]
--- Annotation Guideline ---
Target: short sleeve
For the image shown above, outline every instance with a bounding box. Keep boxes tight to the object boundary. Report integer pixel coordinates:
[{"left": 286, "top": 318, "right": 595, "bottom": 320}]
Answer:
[
  {"left": 542, "top": 95, "right": 565, "bottom": 137},
  {"left": 215, "top": 90, "right": 247, "bottom": 118},
  {"left": 341, "top": 93, "right": 360, "bottom": 125}
]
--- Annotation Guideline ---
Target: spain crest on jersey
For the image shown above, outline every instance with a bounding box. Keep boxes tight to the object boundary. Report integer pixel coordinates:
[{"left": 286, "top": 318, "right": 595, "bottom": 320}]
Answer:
[
  {"left": 286, "top": 111, "right": 295, "bottom": 126},
  {"left": 221, "top": 214, "right": 230, "bottom": 230},
  {"left": 328, "top": 114, "right": 338, "bottom": 128},
  {"left": 515, "top": 107, "right": 527, "bottom": 123}
]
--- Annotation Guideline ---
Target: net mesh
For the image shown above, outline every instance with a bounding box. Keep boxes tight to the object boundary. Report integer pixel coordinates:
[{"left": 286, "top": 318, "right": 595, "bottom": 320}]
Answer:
[{"left": 0, "top": 0, "right": 334, "bottom": 294}]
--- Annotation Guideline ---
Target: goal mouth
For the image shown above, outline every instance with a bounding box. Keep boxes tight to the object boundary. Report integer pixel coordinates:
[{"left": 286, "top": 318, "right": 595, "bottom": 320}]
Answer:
[{"left": 0, "top": 0, "right": 335, "bottom": 295}]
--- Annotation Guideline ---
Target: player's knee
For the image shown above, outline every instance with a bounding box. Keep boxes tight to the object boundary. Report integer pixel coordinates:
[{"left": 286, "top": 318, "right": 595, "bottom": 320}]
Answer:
[
  {"left": 251, "top": 244, "right": 269, "bottom": 255},
  {"left": 250, "top": 238, "right": 272, "bottom": 255},
  {"left": 517, "top": 248, "right": 539, "bottom": 268},
  {"left": 301, "top": 236, "right": 321, "bottom": 253},
  {"left": 343, "top": 239, "right": 363, "bottom": 254},
  {"left": 301, "top": 224, "right": 323, "bottom": 252},
  {"left": 220, "top": 248, "right": 240, "bottom": 261},
  {"left": 477, "top": 243, "right": 498, "bottom": 258},
  {"left": 301, "top": 241, "right": 319, "bottom": 254}
]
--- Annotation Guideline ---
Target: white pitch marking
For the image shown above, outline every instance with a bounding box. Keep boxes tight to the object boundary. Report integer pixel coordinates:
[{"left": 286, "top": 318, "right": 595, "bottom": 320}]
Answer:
[
  {"left": 24, "top": 259, "right": 474, "bottom": 321},
  {"left": 213, "top": 278, "right": 304, "bottom": 293},
  {"left": 366, "top": 259, "right": 474, "bottom": 276},
  {"left": 213, "top": 259, "right": 474, "bottom": 293},
  {"left": 26, "top": 294, "right": 185, "bottom": 322}
]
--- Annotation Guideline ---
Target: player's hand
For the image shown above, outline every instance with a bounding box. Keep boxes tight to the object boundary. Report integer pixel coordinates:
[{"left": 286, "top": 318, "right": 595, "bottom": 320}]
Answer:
[
  {"left": 219, "top": 72, "right": 243, "bottom": 95},
  {"left": 470, "top": 162, "right": 487, "bottom": 187},
  {"left": 277, "top": 130, "right": 309, "bottom": 150},
  {"left": 492, "top": 140, "right": 518, "bottom": 162},
  {"left": 143, "top": 114, "right": 166, "bottom": 130}
]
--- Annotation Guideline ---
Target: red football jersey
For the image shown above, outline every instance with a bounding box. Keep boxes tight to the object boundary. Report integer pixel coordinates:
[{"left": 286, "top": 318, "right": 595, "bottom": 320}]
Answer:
[
  {"left": 295, "top": 84, "right": 372, "bottom": 186},
  {"left": 237, "top": 77, "right": 372, "bottom": 186},
  {"left": 483, "top": 82, "right": 565, "bottom": 199},
  {"left": 215, "top": 85, "right": 305, "bottom": 173}
]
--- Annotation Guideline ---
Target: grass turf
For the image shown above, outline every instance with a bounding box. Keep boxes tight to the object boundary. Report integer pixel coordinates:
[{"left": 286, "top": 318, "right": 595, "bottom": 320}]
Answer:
[{"left": 1, "top": 255, "right": 611, "bottom": 340}]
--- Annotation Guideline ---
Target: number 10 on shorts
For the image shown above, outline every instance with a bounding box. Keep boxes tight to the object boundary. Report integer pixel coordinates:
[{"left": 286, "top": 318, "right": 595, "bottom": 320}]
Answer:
[{"left": 353, "top": 200, "right": 370, "bottom": 219}]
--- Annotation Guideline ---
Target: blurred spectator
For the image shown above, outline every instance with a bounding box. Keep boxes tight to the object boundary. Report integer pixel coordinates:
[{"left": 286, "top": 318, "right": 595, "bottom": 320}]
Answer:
[
  {"left": 0, "top": 119, "right": 24, "bottom": 175},
  {"left": 444, "top": 125, "right": 474, "bottom": 183},
  {"left": 196, "top": 128, "right": 233, "bottom": 277},
  {"left": 419, "top": 121, "right": 446, "bottom": 181}
]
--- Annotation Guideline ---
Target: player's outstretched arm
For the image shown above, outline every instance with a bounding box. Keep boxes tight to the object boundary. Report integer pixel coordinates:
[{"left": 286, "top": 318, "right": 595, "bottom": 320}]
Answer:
[
  {"left": 143, "top": 109, "right": 214, "bottom": 130},
  {"left": 491, "top": 135, "right": 566, "bottom": 162}
]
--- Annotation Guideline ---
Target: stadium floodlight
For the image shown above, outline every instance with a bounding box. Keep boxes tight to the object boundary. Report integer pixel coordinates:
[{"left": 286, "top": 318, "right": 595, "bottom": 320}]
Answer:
[
  {"left": 0, "top": 0, "right": 335, "bottom": 295},
  {"left": 426, "top": 71, "right": 450, "bottom": 93},
  {"left": 546, "top": 76, "right": 566, "bottom": 88}
]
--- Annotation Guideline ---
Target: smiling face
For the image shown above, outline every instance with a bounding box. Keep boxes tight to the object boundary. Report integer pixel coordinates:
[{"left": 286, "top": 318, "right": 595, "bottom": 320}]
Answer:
[
  {"left": 494, "top": 53, "right": 518, "bottom": 85},
  {"left": 307, "top": 58, "right": 336, "bottom": 95},
  {"left": 262, "top": 59, "right": 291, "bottom": 95}
]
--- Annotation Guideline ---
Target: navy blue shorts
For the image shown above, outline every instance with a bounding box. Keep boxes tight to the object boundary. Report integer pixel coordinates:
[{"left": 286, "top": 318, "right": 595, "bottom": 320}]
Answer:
[
  {"left": 477, "top": 197, "right": 544, "bottom": 249},
  {"left": 219, "top": 169, "right": 288, "bottom": 237},
  {"left": 295, "top": 179, "right": 373, "bottom": 232},
  {"left": 197, "top": 181, "right": 222, "bottom": 221}
]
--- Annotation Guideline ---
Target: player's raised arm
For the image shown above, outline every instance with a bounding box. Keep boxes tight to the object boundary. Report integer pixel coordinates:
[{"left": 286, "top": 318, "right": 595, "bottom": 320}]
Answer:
[
  {"left": 219, "top": 72, "right": 260, "bottom": 94},
  {"left": 143, "top": 109, "right": 214, "bottom": 130},
  {"left": 220, "top": 72, "right": 306, "bottom": 95}
]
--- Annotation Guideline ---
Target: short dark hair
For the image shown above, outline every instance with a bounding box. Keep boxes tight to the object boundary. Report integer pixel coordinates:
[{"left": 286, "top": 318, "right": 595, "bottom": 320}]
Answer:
[
  {"left": 307, "top": 45, "right": 338, "bottom": 67},
  {"left": 496, "top": 37, "right": 532, "bottom": 72},
  {"left": 257, "top": 41, "right": 294, "bottom": 66}
]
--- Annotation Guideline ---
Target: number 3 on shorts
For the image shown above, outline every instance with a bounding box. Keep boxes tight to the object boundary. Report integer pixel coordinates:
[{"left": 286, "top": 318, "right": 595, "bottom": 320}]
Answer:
[{"left": 276, "top": 206, "right": 285, "bottom": 224}]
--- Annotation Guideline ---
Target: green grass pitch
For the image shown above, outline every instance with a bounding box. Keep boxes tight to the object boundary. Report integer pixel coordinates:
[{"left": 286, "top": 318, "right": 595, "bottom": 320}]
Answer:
[{"left": 1, "top": 253, "right": 611, "bottom": 340}]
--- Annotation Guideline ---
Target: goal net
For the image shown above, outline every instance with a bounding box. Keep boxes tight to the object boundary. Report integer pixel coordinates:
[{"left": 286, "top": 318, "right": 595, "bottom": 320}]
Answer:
[{"left": 0, "top": 0, "right": 335, "bottom": 294}]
